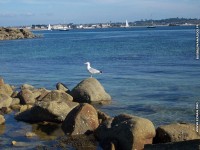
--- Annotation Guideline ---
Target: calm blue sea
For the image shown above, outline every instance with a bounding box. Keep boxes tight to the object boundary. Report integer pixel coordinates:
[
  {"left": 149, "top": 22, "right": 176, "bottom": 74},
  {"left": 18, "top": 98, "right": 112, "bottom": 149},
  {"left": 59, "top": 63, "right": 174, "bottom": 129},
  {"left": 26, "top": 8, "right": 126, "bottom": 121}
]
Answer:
[{"left": 0, "top": 26, "right": 200, "bottom": 148}]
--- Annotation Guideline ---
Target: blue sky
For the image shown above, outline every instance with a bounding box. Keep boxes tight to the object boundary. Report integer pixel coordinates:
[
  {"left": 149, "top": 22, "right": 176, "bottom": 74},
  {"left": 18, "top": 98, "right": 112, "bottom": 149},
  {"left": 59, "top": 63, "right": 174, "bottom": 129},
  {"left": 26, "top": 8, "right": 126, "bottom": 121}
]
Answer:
[{"left": 0, "top": 0, "right": 199, "bottom": 26}]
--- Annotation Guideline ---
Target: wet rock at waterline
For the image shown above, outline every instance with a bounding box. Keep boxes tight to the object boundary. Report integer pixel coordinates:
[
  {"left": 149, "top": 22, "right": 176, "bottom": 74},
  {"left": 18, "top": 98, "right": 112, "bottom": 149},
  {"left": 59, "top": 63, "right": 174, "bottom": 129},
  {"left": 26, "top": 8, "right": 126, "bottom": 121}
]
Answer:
[
  {"left": 153, "top": 123, "right": 200, "bottom": 143},
  {"left": 62, "top": 103, "right": 99, "bottom": 135},
  {"left": 95, "top": 114, "right": 156, "bottom": 150},
  {"left": 71, "top": 78, "right": 111, "bottom": 103}
]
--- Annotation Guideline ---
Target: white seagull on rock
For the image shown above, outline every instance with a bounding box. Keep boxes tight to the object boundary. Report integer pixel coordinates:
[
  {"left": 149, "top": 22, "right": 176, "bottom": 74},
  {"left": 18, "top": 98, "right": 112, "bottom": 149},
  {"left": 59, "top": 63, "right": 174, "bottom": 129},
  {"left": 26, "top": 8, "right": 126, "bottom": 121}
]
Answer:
[{"left": 84, "top": 62, "right": 102, "bottom": 78}]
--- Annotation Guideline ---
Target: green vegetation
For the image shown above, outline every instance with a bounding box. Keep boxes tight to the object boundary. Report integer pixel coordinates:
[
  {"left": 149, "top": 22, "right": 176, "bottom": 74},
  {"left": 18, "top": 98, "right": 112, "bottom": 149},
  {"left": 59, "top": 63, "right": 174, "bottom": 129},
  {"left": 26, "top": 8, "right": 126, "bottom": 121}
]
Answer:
[{"left": 132, "top": 17, "right": 200, "bottom": 26}]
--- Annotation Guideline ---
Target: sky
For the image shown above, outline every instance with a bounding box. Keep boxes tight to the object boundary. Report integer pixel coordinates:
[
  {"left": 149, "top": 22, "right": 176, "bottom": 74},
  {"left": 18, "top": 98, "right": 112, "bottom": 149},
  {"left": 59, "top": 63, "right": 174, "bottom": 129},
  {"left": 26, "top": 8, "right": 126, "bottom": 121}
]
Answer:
[{"left": 0, "top": 0, "right": 199, "bottom": 26}]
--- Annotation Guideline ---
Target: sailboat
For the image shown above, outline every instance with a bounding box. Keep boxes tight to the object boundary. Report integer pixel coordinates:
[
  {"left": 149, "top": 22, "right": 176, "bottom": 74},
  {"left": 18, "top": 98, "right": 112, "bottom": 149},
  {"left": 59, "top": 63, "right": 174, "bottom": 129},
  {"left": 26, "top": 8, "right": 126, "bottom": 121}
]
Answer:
[
  {"left": 121, "top": 20, "right": 130, "bottom": 28},
  {"left": 47, "top": 24, "right": 52, "bottom": 31},
  {"left": 125, "top": 20, "right": 129, "bottom": 28}
]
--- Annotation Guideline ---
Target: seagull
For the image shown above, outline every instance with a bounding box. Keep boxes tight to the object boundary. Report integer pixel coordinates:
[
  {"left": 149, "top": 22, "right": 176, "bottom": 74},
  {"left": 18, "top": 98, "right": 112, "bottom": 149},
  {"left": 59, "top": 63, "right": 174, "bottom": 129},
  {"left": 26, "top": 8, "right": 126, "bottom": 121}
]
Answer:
[{"left": 84, "top": 62, "right": 102, "bottom": 78}]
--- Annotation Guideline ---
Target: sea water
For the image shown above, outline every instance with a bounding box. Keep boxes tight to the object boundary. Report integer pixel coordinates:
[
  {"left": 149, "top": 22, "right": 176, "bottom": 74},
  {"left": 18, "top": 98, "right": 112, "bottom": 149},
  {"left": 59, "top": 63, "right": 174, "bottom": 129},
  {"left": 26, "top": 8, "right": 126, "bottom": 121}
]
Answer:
[{"left": 0, "top": 26, "right": 200, "bottom": 148}]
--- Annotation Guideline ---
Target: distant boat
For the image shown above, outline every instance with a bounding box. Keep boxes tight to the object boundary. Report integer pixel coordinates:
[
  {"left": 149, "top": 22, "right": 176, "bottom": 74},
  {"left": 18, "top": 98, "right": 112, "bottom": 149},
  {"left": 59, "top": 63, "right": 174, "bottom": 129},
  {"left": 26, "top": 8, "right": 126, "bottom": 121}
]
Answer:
[
  {"left": 147, "top": 21, "right": 156, "bottom": 28},
  {"left": 59, "top": 28, "right": 69, "bottom": 31},
  {"left": 147, "top": 26, "right": 156, "bottom": 28},
  {"left": 125, "top": 20, "right": 129, "bottom": 28},
  {"left": 47, "top": 24, "right": 52, "bottom": 31},
  {"left": 120, "top": 20, "right": 130, "bottom": 28}
]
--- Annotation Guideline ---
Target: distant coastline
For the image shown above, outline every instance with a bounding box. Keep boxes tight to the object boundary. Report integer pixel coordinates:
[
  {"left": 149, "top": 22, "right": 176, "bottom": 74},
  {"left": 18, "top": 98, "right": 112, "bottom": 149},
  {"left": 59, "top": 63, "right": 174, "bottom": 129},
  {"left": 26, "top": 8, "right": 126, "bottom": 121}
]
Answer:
[{"left": 3, "top": 17, "right": 200, "bottom": 31}]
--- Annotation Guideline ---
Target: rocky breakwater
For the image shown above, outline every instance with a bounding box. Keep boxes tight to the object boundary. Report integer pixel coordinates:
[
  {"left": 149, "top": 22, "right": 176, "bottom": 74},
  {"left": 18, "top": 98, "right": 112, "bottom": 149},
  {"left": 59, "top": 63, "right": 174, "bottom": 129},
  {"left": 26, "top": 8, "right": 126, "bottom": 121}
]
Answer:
[
  {"left": 0, "top": 77, "right": 199, "bottom": 149},
  {"left": 0, "top": 27, "right": 36, "bottom": 40}
]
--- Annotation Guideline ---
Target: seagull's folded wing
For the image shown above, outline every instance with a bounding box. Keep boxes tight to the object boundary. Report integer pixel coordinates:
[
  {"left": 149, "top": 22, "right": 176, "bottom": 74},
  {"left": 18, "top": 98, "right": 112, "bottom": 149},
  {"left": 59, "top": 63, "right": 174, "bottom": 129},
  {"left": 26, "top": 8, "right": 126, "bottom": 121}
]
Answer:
[{"left": 89, "top": 67, "right": 101, "bottom": 74}]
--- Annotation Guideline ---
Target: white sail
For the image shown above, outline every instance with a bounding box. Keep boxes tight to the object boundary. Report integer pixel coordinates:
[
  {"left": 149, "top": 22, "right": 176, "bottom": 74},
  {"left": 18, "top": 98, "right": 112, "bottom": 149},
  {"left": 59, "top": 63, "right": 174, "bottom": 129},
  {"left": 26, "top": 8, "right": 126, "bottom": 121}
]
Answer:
[
  {"left": 125, "top": 20, "right": 129, "bottom": 27},
  {"left": 48, "top": 24, "right": 52, "bottom": 30}
]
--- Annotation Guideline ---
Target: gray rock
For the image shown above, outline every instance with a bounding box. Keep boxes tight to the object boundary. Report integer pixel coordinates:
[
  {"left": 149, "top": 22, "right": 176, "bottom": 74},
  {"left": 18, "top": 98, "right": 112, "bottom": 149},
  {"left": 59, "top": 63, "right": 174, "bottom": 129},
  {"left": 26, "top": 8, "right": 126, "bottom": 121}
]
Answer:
[
  {"left": 62, "top": 103, "right": 99, "bottom": 135},
  {"left": 145, "top": 139, "right": 200, "bottom": 150},
  {"left": 0, "top": 94, "right": 13, "bottom": 109},
  {"left": 56, "top": 83, "right": 70, "bottom": 93},
  {"left": 21, "top": 84, "right": 35, "bottom": 90},
  {"left": 154, "top": 123, "right": 200, "bottom": 144},
  {"left": 36, "top": 88, "right": 50, "bottom": 101},
  {"left": 10, "top": 98, "right": 20, "bottom": 106},
  {"left": 41, "top": 90, "right": 73, "bottom": 102},
  {"left": 18, "top": 88, "right": 51, "bottom": 105},
  {"left": 18, "top": 89, "right": 35, "bottom": 105},
  {"left": 15, "top": 99, "right": 78, "bottom": 122},
  {"left": 71, "top": 78, "right": 111, "bottom": 103},
  {"left": 95, "top": 114, "right": 156, "bottom": 150},
  {"left": 11, "top": 91, "right": 19, "bottom": 98},
  {"left": 0, "top": 81, "right": 13, "bottom": 96}
]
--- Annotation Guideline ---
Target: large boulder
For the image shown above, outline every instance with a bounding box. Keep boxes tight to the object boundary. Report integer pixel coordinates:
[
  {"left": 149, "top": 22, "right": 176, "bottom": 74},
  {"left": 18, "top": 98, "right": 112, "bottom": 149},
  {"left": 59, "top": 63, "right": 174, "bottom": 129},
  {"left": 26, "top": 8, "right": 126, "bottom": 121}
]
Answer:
[
  {"left": 62, "top": 103, "right": 99, "bottom": 135},
  {"left": 0, "top": 78, "right": 13, "bottom": 96},
  {"left": 71, "top": 78, "right": 111, "bottom": 103},
  {"left": 0, "top": 94, "right": 13, "bottom": 109},
  {"left": 153, "top": 123, "right": 200, "bottom": 143},
  {"left": 95, "top": 114, "right": 156, "bottom": 150},
  {"left": 15, "top": 101, "right": 78, "bottom": 122},
  {"left": 41, "top": 90, "right": 73, "bottom": 102}
]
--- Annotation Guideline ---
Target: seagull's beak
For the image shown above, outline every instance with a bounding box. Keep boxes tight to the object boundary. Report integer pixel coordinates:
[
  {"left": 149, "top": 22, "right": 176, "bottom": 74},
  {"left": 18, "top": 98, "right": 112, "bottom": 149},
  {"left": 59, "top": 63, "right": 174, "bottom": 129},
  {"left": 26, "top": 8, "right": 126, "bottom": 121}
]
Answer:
[{"left": 84, "top": 62, "right": 87, "bottom": 64}]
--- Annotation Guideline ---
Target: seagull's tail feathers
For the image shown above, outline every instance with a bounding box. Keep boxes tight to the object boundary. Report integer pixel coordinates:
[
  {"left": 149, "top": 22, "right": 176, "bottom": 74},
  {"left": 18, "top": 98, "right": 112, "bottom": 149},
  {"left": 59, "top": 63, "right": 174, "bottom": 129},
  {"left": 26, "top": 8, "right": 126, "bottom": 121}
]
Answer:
[{"left": 100, "top": 71, "right": 103, "bottom": 74}]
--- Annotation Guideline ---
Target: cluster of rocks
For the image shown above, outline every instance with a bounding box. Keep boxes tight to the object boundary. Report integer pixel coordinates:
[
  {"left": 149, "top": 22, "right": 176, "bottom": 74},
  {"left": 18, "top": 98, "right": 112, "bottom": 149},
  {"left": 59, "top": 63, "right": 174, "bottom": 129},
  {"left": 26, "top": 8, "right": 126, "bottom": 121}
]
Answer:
[
  {"left": 0, "top": 27, "right": 36, "bottom": 40},
  {"left": 0, "top": 77, "right": 200, "bottom": 150}
]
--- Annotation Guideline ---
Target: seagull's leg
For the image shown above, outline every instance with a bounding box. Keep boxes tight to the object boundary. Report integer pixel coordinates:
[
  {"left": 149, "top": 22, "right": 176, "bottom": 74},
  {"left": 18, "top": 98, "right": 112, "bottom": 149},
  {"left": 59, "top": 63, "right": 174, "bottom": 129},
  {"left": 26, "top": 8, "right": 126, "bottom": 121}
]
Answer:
[{"left": 90, "top": 74, "right": 92, "bottom": 78}]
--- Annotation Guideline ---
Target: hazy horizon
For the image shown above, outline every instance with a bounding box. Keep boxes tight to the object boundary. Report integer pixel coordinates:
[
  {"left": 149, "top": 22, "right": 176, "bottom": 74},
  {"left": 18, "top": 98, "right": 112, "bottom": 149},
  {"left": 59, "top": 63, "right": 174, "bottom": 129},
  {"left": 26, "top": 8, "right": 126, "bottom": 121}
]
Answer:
[{"left": 0, "top": 0, "right": 199, "bottom": 26}]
